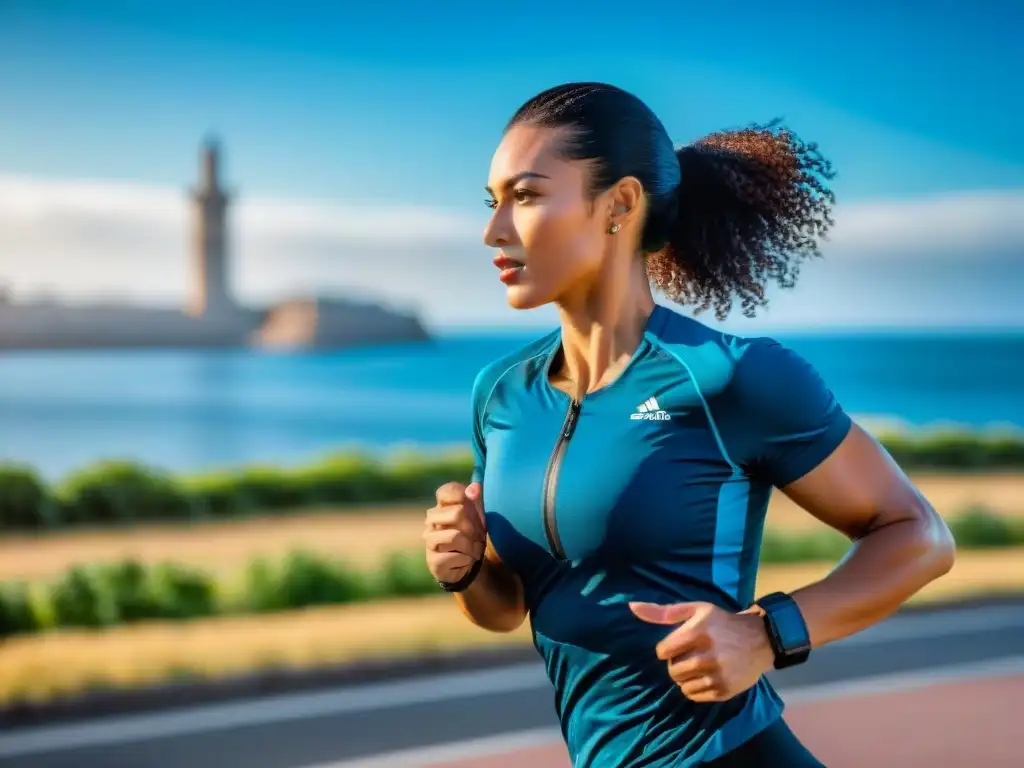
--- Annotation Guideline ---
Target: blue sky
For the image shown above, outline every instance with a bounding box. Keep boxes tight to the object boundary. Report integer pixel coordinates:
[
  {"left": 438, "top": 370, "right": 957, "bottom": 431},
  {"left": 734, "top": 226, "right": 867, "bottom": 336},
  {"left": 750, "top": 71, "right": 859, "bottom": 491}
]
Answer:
[{"left": 0, "top": 0, "right": 1021, "bottom": 331}]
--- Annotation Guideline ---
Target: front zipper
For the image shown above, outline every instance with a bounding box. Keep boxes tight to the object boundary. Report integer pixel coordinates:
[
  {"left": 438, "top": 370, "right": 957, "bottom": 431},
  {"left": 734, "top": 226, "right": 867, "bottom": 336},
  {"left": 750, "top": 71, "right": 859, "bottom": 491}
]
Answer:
[{"left": 541, "top": 397, "right": 581, "bottom": 560}]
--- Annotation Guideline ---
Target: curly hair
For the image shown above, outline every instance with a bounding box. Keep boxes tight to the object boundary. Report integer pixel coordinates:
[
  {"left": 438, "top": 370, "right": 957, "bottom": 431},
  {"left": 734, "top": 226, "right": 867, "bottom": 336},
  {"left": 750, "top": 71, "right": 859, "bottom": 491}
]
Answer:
[
  {"left": 651, "top": 122, "right": 836, "bottom": 319},
  {"left": 507, "top": 84, "right": 837, "bottom": 319}
]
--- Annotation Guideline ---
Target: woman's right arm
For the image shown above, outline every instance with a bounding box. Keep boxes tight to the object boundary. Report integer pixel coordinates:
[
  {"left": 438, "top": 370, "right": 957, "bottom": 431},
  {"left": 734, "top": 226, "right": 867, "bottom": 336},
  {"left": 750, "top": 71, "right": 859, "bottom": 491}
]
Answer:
[
  {"left": 425, "top": 481, "right": 527, "bottom": 633},
  {"left": 454, "top": 537, "right": 527, "bottom": 633},
  {"left": 446, "top": 364, "right": 528, "bottom": 632}
]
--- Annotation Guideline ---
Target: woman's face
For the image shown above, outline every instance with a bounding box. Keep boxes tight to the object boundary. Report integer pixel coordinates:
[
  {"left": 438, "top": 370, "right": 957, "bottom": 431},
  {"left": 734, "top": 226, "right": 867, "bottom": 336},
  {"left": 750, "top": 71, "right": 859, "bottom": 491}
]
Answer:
[{"left": 483, "top": 123, "right": 610, "bottom": 310}]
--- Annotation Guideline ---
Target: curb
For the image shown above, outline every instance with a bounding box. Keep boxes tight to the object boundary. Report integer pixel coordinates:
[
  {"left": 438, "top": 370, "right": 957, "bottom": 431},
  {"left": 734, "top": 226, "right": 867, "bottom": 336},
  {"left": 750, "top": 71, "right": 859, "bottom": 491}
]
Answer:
[{"left": 1, "top": 593, "right": 1020, "bottom": 729}]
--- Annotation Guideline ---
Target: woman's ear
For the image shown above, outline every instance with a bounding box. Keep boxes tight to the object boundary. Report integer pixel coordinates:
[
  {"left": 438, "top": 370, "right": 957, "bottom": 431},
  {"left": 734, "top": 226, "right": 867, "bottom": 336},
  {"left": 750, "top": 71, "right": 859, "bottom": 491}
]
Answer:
[{"left": 608, "top": 176, "right": 644, "bottom": 230}]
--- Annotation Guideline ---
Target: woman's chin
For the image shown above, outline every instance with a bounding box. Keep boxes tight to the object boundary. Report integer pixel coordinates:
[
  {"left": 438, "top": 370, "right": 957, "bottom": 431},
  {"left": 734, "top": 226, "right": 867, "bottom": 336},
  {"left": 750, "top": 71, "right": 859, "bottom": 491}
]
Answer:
[{"left": 505, "top": 284, "right": 550, "bottom": 311}]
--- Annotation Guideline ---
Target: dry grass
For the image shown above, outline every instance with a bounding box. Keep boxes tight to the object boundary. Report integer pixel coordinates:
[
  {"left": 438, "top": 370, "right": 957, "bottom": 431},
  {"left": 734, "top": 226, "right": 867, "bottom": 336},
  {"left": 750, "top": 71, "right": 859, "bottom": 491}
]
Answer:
[
  {"left": 1, "top": 473, "right": 1021, "bottom": 583},
  {"left": 1, "top": 548, "right": 1022, "bottom": 706}
]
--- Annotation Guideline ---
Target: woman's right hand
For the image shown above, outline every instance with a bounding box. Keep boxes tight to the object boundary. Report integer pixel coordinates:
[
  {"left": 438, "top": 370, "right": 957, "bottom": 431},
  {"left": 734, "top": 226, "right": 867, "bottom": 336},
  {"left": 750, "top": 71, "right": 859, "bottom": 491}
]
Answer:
[{"left": 424, "top": 481, "right": 487, "bottom": 583}]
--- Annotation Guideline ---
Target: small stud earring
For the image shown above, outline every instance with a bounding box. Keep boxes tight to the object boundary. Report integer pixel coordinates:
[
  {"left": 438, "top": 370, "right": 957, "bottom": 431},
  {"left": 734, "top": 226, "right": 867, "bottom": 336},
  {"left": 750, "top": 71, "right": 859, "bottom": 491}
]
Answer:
[{"left": 608, "top": 223, "right": 620, "bottom": 234}]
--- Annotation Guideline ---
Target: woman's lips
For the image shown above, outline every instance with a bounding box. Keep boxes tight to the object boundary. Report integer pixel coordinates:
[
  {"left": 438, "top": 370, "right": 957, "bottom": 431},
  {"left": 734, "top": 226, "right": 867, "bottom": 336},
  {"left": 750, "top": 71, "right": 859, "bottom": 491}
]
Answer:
[{"left": 494, "top": 254, "right": 525, "bottom": 285}]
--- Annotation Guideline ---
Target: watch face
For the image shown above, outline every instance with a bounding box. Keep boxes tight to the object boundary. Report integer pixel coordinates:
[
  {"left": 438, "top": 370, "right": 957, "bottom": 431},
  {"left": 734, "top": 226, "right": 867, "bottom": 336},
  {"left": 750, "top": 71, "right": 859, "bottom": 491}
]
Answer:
[{"left": 773, "top": 601, "right": 811, "bottom": 655}]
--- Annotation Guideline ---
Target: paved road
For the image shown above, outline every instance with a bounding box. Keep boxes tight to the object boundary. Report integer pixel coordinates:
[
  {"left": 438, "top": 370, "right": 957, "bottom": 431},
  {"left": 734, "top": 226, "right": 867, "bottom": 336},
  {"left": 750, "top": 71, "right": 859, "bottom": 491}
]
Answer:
[
  {"left": 1, "top": 601, "right": 1022, "bottom": 768},
  {"left": 398, "top": 673, "right": 1024, "bottom": 768}
]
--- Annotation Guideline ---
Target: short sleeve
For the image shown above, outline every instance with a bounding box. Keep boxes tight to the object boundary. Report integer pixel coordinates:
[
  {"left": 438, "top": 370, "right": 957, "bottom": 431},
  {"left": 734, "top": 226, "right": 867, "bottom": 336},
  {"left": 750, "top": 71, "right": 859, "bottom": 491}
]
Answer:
[
  {"left": 469, "top": 366, "right": 490, "bottom": 484},
  {"left": 723, "top": 338, "right": 852, "bottom": 487},
  {"left": 464, "top": 329, "right": 561, "bottom": 486}
]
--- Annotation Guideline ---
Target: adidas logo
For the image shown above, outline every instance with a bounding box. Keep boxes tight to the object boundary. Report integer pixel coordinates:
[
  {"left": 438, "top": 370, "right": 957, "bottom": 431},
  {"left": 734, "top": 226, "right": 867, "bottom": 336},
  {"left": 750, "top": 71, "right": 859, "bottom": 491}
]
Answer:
[{"left": 630, "top": 396, "right": 671, "bottom": 421}]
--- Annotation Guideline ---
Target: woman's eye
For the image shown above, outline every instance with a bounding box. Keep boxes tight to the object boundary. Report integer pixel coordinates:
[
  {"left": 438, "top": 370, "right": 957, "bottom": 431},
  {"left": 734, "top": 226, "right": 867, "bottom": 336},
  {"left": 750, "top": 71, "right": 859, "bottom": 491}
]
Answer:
[{"left": 485, "top": 189, "right": 537, "bottom": 210}]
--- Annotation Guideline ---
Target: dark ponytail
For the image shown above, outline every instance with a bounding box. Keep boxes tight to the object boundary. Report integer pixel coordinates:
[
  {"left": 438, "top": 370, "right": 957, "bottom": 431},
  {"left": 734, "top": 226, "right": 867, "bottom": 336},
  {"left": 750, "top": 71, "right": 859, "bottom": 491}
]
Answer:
[
  {"left": 508, "top": 85, "right": 837, "bottom": 320},
  {"left": 650, "top": 123, "right": 836, "bottom": 319}
]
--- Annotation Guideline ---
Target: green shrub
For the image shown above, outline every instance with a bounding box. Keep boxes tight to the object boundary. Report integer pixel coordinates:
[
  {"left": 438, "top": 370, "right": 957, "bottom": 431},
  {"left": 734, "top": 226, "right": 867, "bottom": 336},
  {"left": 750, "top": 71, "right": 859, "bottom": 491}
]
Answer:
[
  {"left": 229, "top": 466, "right": 311, "bottom": 512},
  {"left": 241, "top": 556, "right": 285, "bottom": 613},
  {"left": 760, "top": 529, "right": 851, "bottom": 564},
  {"left": 290, "top": 454, "right": 392, "bottom": 505},
  {"left": 241, "top": 551, "right": 373, "bottom": 613},
  {"left": 949, "top": 506, "right": 1024, "bottom": 548},
  {"left": 181, "top": 473, "right": 246, "bottom": 519},
  {"left": 0, "top": 464, "right": 59, "bottom": 530},
  {"left": 104, "top": 560, "right": 170, "bottom": 623},
  {"left": 0, "top": 581, "right": 34, "bottom": 636},
  {"left": 275, "top": 550, "right": 372, "bottom": 607},
  {"left": 2, "top": 430, "right": 1022, "bottom": 531},
  {"left": 26, "top": 582, "right": 59, "bottom": 632},
  {"left": 57, "top": 461, "right": 193, "bottom": 525},
  {"left": 50, "top": 564, "right": 121, "bottom": 629},
  {"left": 144, "top": 562, "right": 218, "bottom": 621},
  {"left": 377, "top": 550, "right": 437, "bottom": 597},
  {"left": 379, "top": 451, "right": 475, "bottom": 504},
  {"left": 879, "top": 429, "right": 1024, "bottom": 471}
]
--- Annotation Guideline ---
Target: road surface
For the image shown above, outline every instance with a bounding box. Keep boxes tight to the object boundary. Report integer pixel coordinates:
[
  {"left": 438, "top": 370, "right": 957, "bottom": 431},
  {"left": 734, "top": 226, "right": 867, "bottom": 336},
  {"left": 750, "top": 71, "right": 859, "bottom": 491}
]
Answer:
[{"left": 0, "top": 601, "right": 1022, "bottom": 767}]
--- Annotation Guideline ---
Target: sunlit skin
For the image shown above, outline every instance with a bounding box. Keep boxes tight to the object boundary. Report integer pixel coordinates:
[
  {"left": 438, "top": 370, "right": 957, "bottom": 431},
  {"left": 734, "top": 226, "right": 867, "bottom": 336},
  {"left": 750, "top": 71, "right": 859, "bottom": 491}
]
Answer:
[
  {"left": 483, "top": 123, "right": 653, "bottom": 393},
  {"left": 424, "top": 122, "right": 956, "bottom": 705}
]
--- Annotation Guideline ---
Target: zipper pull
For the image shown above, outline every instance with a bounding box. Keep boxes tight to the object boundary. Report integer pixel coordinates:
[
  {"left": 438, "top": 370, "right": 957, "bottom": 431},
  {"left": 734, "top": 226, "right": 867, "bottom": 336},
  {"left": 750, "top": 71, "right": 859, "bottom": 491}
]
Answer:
[{"left": 563, "top": 399, "right": 581, "bottom": 439}]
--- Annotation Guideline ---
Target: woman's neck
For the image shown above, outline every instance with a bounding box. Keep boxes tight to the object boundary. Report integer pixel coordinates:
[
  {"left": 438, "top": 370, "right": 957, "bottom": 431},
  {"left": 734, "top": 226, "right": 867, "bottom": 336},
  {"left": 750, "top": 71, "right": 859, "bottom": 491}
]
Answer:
[{"left": 553, "top": 256, "right": 655, "bottom": 398}]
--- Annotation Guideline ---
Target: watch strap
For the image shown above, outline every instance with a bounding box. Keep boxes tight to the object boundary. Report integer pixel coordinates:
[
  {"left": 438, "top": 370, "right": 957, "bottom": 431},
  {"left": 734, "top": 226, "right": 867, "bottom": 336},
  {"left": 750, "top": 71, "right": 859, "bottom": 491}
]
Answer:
[{"left": 437, "top": 557, "right": 483, "bottom": 593}]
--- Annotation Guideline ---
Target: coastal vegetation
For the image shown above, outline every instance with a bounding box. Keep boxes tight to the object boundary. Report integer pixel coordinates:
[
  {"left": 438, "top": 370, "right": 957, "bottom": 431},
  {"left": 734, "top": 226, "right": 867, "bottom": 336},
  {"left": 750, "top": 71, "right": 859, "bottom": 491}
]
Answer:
[
  {"left": 2, "top": 543, "right": 1023, "bottom": 707},
  {"left": 1, "top": 505, "right": 1021, "bottom": 640},
  {"left": 2, "top": 428, "right": 1023, "bottom": 531}
]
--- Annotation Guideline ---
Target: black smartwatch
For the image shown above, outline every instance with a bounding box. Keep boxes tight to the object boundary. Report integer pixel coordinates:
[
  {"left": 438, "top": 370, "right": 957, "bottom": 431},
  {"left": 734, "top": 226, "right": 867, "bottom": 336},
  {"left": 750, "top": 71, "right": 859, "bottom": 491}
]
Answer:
[
  {"left": 437, "top": 557, "right": 483, "bottom": 593},
  {"left": 756, "top": 591, "right": 812, "bottom": 669}
]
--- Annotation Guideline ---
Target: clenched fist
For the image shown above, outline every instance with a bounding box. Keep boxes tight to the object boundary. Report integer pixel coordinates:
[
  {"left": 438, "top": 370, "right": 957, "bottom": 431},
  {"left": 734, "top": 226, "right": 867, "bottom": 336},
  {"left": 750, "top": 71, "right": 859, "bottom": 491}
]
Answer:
[
  {"left": 424, "top": 481, "right": 487, "bottom": 584},
  {"left": 629, "top": 601, "right": 776, "bottom": 703}
]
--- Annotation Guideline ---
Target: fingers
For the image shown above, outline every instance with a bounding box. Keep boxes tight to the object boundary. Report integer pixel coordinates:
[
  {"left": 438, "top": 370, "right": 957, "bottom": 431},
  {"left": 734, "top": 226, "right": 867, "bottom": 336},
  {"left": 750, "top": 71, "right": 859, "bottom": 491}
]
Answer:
[
  {"left": 464, "top": 482, "right": 486, "bottom": 529},
  {"left": 426, "top": 550, "right": 475, "bottom": 583},
  {"left": 665, "top": 652, "right": 719, "bottom": 700},
  {"left": 435, "top": 481, "right": 468, "bottom": 506},
  {"left": 425, "top": 504, "right": 485, "bottom": 540},
  {"left": 629, "top": 601, "right": 700, "bottom": 626},
  {"left": 429, "top": 481, "right": 487, "bottom": 540},
  {"left": 655, "top": 625, "right": 707, "bottom": 661},
  {"left": 679, "top": 674, "right": 717, "bottom": 701},
  {"left": 423, "top": 527, "right": 485, "bottom": 561},
  {"left": 668, "top": 652, "right": 717, "bottom": 685},
  {"left": 628, "top": 602, "right": 710, "bottom": 660}
]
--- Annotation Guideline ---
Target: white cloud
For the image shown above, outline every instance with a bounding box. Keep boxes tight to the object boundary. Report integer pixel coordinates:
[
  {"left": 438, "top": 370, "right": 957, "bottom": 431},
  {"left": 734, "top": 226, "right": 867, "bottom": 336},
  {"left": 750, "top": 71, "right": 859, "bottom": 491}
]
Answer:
[
  {"left": 0, "top": 175, "right": 479, "bottom": 241},
  {"left": 823, "top": 191, "right": 1024, "bottom": 261},
  {"left": 0, "top": 173, "right": 1021, "bottom": 329}
]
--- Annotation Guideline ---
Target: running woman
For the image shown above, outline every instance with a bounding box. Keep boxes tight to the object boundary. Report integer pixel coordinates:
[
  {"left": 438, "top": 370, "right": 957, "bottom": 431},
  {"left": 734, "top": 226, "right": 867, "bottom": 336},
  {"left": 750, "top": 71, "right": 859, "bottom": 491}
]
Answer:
[{"left": 423, "top": 82, "right": 956, "bottom": 767}]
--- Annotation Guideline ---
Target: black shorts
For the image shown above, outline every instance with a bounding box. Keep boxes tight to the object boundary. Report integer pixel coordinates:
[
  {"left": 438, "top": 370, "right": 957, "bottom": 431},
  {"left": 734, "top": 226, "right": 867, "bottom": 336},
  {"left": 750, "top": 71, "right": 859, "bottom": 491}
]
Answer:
[{"left": 703, "top": 718, "right": 825, "bottom": 767}]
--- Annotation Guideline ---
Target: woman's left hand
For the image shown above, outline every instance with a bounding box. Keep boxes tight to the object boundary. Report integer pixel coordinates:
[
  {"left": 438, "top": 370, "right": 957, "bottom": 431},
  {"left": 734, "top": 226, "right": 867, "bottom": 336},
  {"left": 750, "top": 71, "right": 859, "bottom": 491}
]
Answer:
[{"left": 629, "top": 601, "right": 776, "bottom": 703}]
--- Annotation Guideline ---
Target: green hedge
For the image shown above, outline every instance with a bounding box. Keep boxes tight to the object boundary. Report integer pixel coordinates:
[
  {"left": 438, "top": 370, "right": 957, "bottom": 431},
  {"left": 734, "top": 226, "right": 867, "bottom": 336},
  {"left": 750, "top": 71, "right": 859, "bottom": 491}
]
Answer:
[
  {"left": 0, "top": 451, "right": 473, "bottom": 531},
  {"left": 1, "top": 429, "right": 1022, "bottom": 531},
  {"left": 1, "top": 507, "right": 1021, "bottom": 640}
]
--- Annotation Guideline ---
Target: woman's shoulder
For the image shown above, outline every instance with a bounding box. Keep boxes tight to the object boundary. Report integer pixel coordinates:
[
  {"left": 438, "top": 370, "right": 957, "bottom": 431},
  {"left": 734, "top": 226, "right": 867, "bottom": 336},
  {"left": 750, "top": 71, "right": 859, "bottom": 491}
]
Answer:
[
  {"left": 646, "top": 306, "right": 783, "bottom": 394},
  {"left": 470, "top": 328, "right": 561, "bottom": 409}
]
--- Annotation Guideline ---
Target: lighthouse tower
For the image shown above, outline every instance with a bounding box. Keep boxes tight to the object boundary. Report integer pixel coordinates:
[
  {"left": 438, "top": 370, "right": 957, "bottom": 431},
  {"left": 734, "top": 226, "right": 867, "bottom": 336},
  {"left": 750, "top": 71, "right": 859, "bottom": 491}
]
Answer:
[{"left": 187, "top": 138, "right": 235, "bottom": 318}]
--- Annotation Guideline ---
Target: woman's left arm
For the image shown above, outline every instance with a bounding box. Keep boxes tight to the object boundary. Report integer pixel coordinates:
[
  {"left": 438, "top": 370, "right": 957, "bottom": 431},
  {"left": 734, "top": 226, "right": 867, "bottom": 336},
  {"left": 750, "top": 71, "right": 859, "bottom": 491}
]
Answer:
[
  {"left": 771, "top": 423, "right": 955, "bottom": 647},
  {"left": 630, "top": 339, "right": 956, "bottom": 702}
]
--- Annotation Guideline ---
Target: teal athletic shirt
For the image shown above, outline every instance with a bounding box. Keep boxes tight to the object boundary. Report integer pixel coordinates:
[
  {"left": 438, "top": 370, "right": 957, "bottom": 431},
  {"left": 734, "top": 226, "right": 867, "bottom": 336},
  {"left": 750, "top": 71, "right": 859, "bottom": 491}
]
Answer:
[{"left": 469, "top": 303, "right": 852, "bottom": 767}]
